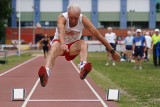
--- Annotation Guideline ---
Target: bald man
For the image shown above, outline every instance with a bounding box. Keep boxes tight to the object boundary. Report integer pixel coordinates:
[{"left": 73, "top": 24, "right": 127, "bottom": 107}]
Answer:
[{"left": 38, "top": 4, "right": 120, "bottom": 87}]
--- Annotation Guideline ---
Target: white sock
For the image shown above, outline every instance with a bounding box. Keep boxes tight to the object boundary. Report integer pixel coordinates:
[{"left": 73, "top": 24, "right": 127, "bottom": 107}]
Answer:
[
  {"left": 46, "top": 67, "right": 50, "bottom": 76},
  {"left": 80, "top": 61, "right": 87, "bottom": 69}
]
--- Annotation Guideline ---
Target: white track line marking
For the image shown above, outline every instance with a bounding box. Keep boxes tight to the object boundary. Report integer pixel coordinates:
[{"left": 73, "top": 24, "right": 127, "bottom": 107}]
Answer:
[
  {"left": 21, "top": 78, "right": 40, "bottom": 107},
  {"left": 0, "top": 56, "right": 39, "bottom": 76},
  {"left": 70, "top": 61, "right": 108, "bottom": 107},
  {"left": 29, "top": 99, "right": 99, "bottom": 102}
]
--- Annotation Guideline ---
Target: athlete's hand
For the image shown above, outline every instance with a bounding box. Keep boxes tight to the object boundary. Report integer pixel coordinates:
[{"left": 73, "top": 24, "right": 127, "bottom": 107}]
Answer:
[
  {"left": 111, "top": 51, "right": 121, "bottom": 62},
  {"left": 60, "top": 44, "right": 69, "bottom": 52}
]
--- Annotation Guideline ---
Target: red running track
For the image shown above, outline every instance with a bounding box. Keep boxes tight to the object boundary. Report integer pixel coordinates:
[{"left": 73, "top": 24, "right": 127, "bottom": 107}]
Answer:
[{"left": 0, "top": 56, "right": 119, "bottom": 107}]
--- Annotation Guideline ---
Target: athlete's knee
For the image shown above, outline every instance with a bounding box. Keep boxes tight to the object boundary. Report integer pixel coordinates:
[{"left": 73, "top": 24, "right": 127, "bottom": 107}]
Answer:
[
  {"left": 50, "top": 42, "right": 63, "bottom": 55},
  {"left": 50, "top": 46, "right": 61, "bottom": 55}
]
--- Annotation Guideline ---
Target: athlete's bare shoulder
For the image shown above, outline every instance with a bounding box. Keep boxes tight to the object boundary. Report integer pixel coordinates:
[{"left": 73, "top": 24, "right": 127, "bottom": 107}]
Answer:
[
  {"left": 82, "top": 15, "right": 95, "bottom": 29},
  {"left": 57, "top": 13, "right": 66, "bottom": 25}
]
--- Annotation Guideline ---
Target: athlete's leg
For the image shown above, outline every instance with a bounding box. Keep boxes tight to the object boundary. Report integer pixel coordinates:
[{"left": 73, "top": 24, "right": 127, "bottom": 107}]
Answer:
[
  {"left": 45, "top": 41, "right": 64, "bottom": 69},
  {"left": 38, "top": 41, "right": 64, "bottom": 87},
  {"left": 68, "top": 40, "right": 92, "bottom": 80},
  {"left": 69, "top": 40, "right": 88, "bottom": 62}
]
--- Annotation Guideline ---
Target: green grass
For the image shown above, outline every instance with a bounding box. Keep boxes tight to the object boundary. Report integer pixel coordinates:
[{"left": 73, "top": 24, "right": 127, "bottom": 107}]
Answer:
[
  {"left": 74, "top": 52, "right": 160, "bottom": 107},
  {"left": 0, "top": 52, "right": 34, "bottom": 72}
]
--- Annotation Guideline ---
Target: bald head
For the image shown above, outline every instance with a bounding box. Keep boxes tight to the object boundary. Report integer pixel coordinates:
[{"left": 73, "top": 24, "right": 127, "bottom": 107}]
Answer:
[
  {"left": 67, "top": 4, "right": 81, "bottom": 14},
  {"left": 67, "top": 4, "right": 81, "bottom": 27},
  {"left": 127, "top": 30, "right": 132, "bottom": 35},
  {"left": 107, "top": 27, "right": 112, "bottom": 33}
]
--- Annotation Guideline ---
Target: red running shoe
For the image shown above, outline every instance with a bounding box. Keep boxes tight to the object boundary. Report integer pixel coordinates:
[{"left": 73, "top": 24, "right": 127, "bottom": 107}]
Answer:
[
  {"left": 38, "top": 66, "right": 48, "bottom": 87},
  {"left": 80, "top": 63, "right": 92, "bottom": 80}
]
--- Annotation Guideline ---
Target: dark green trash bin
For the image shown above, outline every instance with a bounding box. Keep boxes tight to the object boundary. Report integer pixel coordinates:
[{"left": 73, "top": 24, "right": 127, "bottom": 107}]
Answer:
[{"left": 0, "top": 50, "right": 7, "bottom": 64}]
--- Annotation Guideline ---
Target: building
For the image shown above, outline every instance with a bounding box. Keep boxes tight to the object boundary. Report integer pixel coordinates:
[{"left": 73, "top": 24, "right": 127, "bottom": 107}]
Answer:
[{"left": 11, "top": 0, "right": 160, "bottom": 29}]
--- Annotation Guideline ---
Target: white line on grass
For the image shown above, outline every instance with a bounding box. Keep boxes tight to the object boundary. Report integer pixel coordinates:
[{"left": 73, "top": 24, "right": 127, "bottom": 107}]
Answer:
[
  {"left": 0, "top": 56, "right": 39, "bottom": 76},
  {"left": 70, "top": 61, "right": 108, "bottom": 107},
  {"left": 21, "top": 78, "right": 40, "bottom": 107},
  {"left": 29, "top": 99, "right": 99, "bottom": 102}
]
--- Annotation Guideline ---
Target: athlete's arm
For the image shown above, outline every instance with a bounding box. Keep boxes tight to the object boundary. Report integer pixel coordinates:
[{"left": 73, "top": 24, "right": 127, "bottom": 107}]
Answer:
[
  {"left": 57, "top": 14, "right": 69, "bottom": 51},
  {"left": 57, "top": 14, "right": 66, "bottom": 45},
  {"left": 82, "top": 16, "right": 113, "bottom": 51},
  {"left": 82, "top": 15, "right": 120, "bottom": 62},
  {"left": 38, "top": 38, "right": 43, "bottom": 44}
]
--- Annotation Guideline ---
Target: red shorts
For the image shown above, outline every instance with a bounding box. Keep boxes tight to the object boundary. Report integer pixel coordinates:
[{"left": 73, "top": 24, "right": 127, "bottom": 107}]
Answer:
[{"left": 52, "top": 39, "right": 79, "bottom": 61}]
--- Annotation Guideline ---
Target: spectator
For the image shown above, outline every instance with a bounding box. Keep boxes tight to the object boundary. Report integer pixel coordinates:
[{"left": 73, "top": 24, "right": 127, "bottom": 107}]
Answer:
[
  {"left": 29, "top": 42, "right": 32, "bottom": 50},
  {"left": 124, "top": 30, "right": 134, "bottom": 62},
  {"left": 152, "top": 28, "right": 160, "bottom": 66},
  {"left": 144, "top": 31, "right": 152, "bottom": 62},
  {"left": 105, "top": 27, "right": 117, "bottom": 66},
  {"left": 120, "top": 51, "right": 127, "bottom": 61},
  {"left": 132, "top": 29, "right": 146, "bottom": 70}
]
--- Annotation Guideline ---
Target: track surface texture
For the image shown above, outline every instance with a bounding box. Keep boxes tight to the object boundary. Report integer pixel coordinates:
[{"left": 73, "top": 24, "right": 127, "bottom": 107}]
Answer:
[{"left": 0, "top": 56, "right": 119, "bottom": 107}]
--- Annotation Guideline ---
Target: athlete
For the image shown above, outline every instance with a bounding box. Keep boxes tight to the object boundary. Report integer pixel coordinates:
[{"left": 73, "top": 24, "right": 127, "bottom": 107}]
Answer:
[
  {"left": 38, "top": 34, "right": 50, "bottom": 58},
  {"left": 38, "top": 4, "right": 120, "bottom": 87}
]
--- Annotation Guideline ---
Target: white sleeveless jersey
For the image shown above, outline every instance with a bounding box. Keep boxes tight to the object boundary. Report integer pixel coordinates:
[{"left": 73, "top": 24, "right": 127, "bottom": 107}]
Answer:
[{"left": 54, "top": 12, "right": 84, "bottom": 44}]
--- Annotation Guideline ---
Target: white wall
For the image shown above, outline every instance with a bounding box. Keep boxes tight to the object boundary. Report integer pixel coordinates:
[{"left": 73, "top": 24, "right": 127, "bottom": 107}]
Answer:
[
  {"left": 40, "top": 0, "right": 62, "bottom": 12},
  {"left": 98, "top": 0, "right": 120, "bottom": 12},
  {"left": 16, "top": 0, "right": 34, "bottom": 12},
  {"left": 88, "top": 44, "right": 106, "bottom": 52},
  {"left": 16, "top": 0, "right": 150, "bottom": 13},
  {"left": 127, "top": 0, "right": 150, "bottom": 12},
  {"left": 69, "top": 0, "right": 92, "bottom": 12}
]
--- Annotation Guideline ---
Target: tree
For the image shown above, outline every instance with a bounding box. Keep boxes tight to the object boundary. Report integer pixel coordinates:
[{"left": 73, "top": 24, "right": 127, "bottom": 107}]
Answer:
[{"left": 0, "top": 0, "right": 11, "bottom": 44}]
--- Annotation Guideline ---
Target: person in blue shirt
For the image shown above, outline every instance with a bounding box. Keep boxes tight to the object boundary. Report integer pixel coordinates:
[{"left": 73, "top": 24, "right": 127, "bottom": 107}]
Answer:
[
  {"left": 124, "top": 30, "right": 134, "bottom": 62},
  {"left": 132, "top": 29, "right": 146, "bottom": 70}
]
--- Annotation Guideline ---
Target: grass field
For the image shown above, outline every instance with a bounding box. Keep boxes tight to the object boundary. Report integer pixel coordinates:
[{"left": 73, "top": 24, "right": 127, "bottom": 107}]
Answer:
[
  {"left": 0, "top": 53, "right": 34, "bottom": 72},
  {"left": 74, "top": 52, "right": 160, "bottom": 107}
]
